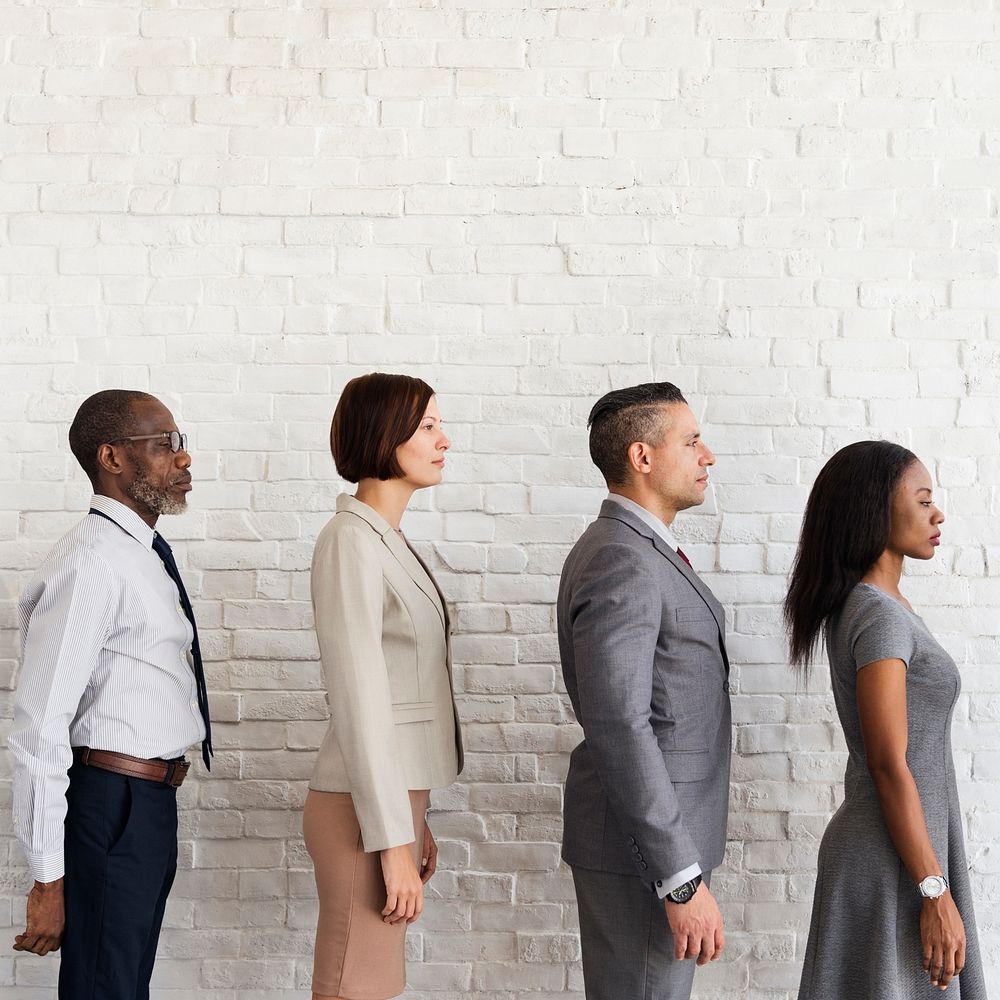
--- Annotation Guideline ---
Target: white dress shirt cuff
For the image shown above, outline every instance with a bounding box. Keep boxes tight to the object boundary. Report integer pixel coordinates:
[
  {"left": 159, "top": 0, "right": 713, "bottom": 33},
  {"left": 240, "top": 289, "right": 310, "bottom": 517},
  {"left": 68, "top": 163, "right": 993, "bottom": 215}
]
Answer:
[
  {"left": 654, "top": 863, "right": 702, "bottom": 899},
  {"left": 28, "top": 852, "right": 65, "bottom": 884}
]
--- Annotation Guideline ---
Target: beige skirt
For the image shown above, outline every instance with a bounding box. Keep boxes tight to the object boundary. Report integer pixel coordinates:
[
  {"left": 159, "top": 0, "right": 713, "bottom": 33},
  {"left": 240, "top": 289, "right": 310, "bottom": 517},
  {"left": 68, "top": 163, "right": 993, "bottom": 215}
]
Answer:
[{"left": 303, "top": 789, "right": 429, "bottom": 1000}]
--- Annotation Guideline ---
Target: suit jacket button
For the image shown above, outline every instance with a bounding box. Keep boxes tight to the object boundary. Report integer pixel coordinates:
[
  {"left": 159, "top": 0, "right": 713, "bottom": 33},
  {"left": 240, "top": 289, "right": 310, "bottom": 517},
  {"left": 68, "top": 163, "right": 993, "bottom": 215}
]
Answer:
[
  {"left": 723, "top": 681, "right": 730, "bottom": 692},
  {"left": 629, "top": 837, "right": 636, "bottom": 845},
  {"left": 631, "top": 844, "right": 640, "bottom": 854},
  {"left": 640, "top": 862, "right": 648, "bottom": 870}
]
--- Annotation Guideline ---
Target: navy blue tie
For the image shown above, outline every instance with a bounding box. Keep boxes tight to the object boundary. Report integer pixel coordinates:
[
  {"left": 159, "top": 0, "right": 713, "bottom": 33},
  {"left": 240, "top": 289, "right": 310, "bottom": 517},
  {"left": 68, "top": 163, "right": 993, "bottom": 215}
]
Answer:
[{"left": 151, "top": 532, "right": 213, "bottom": 771}]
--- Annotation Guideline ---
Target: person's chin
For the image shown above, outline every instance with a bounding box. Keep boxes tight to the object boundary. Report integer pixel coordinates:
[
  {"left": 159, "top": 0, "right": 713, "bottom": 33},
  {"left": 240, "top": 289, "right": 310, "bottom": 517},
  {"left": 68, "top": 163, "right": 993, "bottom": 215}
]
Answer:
[{"left": 162, "top": 495, "right": 188, "bottom": 515}]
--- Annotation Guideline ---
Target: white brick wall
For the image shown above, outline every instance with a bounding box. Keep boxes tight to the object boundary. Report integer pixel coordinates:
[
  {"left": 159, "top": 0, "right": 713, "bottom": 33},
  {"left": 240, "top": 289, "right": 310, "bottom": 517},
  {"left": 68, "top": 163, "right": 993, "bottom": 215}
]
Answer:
[{"left": 2, "top": 2, "right": 999, "bottom": 996}]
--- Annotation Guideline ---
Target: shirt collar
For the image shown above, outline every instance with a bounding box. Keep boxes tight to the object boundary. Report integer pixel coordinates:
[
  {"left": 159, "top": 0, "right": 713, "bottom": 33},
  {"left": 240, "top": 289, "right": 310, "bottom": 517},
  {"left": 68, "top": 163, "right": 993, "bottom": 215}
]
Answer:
[
  {"left": 605, "top": 493, "right": 679, "bottom": 552},
  {"left": 89, "top": 494, "right": 156, "bottom": 550}
]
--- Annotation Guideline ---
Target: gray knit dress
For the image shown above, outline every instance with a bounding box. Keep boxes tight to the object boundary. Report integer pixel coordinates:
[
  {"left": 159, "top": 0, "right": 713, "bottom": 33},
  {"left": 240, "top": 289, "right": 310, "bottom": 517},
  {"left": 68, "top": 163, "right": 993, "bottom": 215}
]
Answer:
[{"left": 798, "top": 583, "right": 987, "bottom": 1000}]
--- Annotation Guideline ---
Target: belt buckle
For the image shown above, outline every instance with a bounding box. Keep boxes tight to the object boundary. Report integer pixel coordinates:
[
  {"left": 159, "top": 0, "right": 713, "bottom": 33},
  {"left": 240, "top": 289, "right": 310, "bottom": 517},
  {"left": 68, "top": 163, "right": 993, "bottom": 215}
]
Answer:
[{"left": 166, "top": 760, "right": 189, "bottom": 788}]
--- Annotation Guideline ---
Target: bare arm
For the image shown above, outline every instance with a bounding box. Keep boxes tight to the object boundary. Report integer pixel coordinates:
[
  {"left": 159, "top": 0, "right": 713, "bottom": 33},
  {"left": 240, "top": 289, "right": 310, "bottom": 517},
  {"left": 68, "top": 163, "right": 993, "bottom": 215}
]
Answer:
[{"left": 857, "top": 659, "right": 965, "bottom": 990}]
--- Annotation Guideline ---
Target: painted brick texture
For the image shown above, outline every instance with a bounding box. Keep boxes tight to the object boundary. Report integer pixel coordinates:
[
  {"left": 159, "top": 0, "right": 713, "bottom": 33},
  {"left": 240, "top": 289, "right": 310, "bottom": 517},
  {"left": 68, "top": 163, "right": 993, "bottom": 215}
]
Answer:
[{"left": 2, "top": 2, "right": 999, "bottom": 997}]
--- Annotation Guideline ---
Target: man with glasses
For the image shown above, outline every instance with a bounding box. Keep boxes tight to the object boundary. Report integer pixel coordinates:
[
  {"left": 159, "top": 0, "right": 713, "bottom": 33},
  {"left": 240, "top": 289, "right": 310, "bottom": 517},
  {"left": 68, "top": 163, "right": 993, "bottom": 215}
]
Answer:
[{"left": 8, "top": 389, "right": 212, "bottom": 998}]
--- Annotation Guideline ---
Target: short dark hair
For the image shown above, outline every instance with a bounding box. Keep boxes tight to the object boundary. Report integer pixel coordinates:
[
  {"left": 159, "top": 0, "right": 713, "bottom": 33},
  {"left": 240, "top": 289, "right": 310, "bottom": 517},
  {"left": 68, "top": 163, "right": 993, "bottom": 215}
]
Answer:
[
  {"left": 784, "top": 440, "right": 918, "bottom": 668},
  {"left": 331, "top": 372, "right": 435, "bottom": 483},
  {"left": 68, "top": 389, "right": 158, "bottom": 485},
  {"left": 587, "top": 382, "right": 687, "bottom": 486}
]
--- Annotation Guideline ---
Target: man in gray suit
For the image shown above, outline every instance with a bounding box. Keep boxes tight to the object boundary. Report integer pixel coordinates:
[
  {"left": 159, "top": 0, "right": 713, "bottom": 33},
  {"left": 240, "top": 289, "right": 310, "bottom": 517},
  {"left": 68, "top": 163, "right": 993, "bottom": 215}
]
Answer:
[{"left": 558, "top": 382, "right": 731, "bottom": 1000}]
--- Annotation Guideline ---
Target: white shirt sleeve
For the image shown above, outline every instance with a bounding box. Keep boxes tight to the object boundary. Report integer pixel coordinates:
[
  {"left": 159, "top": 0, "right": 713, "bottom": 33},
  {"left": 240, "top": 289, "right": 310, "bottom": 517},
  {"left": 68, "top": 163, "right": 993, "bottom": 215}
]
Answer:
[
  {"left": 654, "top": 862, "right": 703, "bottom": 900},
  {"left": 8, "top": 547, "right": 115, "bottom": 882}
]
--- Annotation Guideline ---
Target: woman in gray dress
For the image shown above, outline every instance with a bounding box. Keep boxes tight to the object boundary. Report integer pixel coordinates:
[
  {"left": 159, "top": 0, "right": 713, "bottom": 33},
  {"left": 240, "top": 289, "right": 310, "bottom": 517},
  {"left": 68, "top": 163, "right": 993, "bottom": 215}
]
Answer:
[{"left": 784, "top": 440, "right": 987, "bottom": 998}]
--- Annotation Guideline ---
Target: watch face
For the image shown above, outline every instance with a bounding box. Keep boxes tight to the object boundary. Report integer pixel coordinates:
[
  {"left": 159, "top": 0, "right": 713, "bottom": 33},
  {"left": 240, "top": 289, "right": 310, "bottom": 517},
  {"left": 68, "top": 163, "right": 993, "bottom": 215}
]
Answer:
[
  {"left": 671, "top": 881, "right": 695, "bottom": 903},
  {"left": 920, "top": 875, "right": 946, "bottom": 898}
]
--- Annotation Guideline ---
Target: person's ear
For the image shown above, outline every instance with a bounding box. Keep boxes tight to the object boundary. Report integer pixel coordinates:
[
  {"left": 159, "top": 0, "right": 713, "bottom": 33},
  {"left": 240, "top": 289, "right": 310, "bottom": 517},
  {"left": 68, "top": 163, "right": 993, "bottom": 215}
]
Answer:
[
  {"left": 627, "top": 441, "right": 652, "bottom": 476},
  {"left": 96, "top": 443, "right": 126, "bottom": 478}
]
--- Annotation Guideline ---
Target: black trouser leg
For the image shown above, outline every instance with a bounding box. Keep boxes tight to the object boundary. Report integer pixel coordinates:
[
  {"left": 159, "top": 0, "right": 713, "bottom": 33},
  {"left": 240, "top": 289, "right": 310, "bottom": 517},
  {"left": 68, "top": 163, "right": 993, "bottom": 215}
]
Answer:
[{"left": 59, "top": 763, "right": 178, "bottom": 1000}]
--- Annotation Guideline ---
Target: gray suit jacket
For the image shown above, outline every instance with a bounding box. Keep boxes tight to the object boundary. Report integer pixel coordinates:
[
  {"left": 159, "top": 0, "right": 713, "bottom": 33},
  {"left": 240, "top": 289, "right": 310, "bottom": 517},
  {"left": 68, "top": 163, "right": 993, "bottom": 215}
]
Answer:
[{"left": 558, "top": 499, "right": 732, "bottom": 881}]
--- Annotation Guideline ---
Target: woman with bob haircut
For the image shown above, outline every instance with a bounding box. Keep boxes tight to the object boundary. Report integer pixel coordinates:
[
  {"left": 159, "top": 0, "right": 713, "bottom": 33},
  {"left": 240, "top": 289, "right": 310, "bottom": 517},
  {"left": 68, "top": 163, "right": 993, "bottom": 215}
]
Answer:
[
  {"left": 303, "top": 372, "right": 463, "bottom": 1000},
  {"left": 785, "top": 440, "right": 986, "bottom": 999}
]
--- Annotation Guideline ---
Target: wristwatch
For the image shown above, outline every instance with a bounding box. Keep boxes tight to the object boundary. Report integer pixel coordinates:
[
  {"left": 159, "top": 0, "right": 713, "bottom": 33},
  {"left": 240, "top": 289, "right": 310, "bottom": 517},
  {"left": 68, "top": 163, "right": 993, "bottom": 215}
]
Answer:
[
  {"left": 665, "top": 874, "right": 703, "bottom": 904},
  {"left": 918, "top": 874, "right": 949, "bottom": 899}
]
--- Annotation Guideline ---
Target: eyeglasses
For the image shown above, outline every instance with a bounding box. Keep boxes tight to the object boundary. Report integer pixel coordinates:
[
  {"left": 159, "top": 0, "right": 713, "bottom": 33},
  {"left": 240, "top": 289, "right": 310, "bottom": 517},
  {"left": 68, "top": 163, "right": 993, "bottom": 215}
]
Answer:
[{"left": 109, "top": 431, "right": 189, "bottom": 453}]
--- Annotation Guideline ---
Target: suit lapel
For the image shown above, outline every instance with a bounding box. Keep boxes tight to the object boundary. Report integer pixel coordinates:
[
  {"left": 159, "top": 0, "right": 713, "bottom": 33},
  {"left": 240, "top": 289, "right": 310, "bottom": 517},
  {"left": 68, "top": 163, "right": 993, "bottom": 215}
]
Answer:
[
  {"left": 599, "top": 500, "right": 729, "bottom": 653},
  {"left": 382, "top": 529, "right": 448, "bottom": 630},
  {"left": 648, "top": 533, "right": 727, "bottom": 641},
  {"left": 403, "top": 539, "right": 451, "bottom": 633}
]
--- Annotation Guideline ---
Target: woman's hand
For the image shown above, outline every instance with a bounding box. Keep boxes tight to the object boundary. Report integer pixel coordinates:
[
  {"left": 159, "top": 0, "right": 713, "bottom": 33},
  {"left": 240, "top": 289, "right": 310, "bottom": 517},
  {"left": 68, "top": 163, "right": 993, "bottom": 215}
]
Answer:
[
  {"left": 420, "top": 823, "right": 438, "bottom": 884},
  {"left": 380, "top": 844, "right": 423, "bottom": 925},
  {"left": 921, "top": 892, "right": 966, "bottom": 990}
]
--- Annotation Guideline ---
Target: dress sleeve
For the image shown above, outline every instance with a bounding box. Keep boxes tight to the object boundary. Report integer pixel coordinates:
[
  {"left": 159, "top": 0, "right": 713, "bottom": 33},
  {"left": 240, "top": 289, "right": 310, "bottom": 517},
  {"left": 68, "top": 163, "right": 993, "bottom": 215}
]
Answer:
[
  {"left": 310, "top": 523, "right": 414, "bottom": 853},
  {"left": 850, "top": 593, "right": 916, "bottom": 671}
]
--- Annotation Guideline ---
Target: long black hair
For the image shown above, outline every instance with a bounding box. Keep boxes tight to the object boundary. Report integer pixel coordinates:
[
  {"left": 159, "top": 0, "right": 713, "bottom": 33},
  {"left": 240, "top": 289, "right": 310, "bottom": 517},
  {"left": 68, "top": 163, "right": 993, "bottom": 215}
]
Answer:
[{"left": 784, "top": 440, "right": 918, "bottom": 667}]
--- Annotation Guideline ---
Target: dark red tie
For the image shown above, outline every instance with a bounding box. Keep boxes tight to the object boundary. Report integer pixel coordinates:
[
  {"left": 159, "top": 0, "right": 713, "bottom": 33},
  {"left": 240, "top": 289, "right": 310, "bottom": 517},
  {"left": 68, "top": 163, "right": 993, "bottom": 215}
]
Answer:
[{"left": 675, "top": 547, "right": 692, "bottom": 568}]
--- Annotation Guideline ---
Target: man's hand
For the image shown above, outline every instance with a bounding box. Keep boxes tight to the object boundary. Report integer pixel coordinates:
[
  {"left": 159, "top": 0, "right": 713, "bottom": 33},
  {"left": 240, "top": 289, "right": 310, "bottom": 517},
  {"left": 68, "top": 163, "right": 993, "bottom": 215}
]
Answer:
[
  {"left": 664, "top": 881, "right": 724, "bottom": 965},
  {"left": 13, "top": 878, "right": 65, "bottom": 955}
]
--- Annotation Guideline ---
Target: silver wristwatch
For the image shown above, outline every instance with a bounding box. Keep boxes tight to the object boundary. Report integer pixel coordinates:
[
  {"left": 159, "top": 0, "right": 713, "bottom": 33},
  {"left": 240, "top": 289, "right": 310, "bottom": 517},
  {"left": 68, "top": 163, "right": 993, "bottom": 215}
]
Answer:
[{"left": 918, "top": 874, "right": 949, "bottom": 899}]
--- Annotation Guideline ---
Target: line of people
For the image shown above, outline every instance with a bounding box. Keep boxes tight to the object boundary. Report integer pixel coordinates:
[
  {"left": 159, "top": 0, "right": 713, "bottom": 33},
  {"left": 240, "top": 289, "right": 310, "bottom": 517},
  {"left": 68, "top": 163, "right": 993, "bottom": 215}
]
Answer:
[{"left": 8, "top": 376, "right": 987, "bottom": 1000}]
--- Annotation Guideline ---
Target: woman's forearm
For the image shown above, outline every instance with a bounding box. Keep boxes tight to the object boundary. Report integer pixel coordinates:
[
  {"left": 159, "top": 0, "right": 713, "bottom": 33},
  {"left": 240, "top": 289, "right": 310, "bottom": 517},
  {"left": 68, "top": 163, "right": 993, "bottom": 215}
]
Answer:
[{"left": 868, "top": 760, "right": 942, "bottom": 886}]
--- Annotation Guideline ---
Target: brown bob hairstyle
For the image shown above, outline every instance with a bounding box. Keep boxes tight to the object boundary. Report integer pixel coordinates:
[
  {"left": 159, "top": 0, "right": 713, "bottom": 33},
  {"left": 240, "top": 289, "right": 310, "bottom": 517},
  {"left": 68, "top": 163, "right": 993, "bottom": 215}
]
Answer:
[{"left": 330, "top": 372, "right": 435, "bottom": 483}]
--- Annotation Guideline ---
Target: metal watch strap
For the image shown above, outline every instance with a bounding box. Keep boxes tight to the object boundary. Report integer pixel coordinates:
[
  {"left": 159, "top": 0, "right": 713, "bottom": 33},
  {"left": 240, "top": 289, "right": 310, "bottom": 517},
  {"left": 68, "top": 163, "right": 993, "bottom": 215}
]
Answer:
[{"left": 918, "top": 874, "right": 949, "bottom": 899}]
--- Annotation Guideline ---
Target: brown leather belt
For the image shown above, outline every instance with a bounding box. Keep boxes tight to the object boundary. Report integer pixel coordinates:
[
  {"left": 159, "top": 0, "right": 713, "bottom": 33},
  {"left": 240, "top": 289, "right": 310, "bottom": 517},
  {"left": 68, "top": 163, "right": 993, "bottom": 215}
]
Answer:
[{"left": 72, "top": 747, "right": 190, "bottom": 788}]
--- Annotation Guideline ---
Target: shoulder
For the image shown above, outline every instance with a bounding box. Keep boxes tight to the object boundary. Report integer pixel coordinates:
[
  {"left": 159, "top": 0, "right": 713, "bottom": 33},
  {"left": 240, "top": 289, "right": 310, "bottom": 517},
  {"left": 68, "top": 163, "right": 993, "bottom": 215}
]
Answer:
[
  {"left": 834, "top": 584, "right": 917, "bottom": 667},
  {"left": 22, "top": 526, "right": 116, "bottom": 608},
  {"left": 313, "top": 510, "right": 385, "bottom": 564},
  {"left": 563, "top": 523, "right": 657, "bottom": 603},
  {"left": 843, "top": 584, "right": 913, "bottom": 631}
]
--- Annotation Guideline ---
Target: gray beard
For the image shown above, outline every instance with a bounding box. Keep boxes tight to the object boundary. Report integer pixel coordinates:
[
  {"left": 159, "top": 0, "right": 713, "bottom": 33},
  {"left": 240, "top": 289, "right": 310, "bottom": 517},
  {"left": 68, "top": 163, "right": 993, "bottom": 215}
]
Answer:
[{"left": 125, "top": 470, "right": 186, "bottom": 517}]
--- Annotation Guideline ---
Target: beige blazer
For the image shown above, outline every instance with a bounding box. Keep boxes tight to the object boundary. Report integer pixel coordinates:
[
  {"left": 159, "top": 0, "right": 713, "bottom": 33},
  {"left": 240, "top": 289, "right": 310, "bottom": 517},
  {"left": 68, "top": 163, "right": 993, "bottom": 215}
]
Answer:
[{"left": 310, "top": 493, "right": 463, "bottom": 852}]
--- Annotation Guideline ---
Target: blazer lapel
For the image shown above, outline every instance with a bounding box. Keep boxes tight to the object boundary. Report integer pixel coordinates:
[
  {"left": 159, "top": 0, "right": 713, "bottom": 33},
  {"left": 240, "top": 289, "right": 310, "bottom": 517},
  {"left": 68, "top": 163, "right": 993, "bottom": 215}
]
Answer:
[
  {"left": 336, "top": 492, "right": 447, "bottom": 629},
  {"left": 649, "top": 533, "right": 727, "bottom": 642},
  {"left": 599, "top": 500, "right": 728, "bottom": 648},
  {"left": 403, "top": 539, "right": 451, "bottom": 633},
  {"left": 382, "top": 530, "right": 448, "bottom": 630}
]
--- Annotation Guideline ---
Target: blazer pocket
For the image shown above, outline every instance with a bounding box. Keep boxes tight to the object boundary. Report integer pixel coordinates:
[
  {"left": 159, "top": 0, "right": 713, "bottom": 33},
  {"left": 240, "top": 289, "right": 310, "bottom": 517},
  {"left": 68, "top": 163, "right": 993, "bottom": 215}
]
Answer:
[
  {"left": 661, "top": 748, "right": 712, "bottom": 783},
  {"left": 392, "top": 701, "right": 436, "bottom": 724},
  {"left": 675, "top": 605, "right": 715, "bottom": 624}
]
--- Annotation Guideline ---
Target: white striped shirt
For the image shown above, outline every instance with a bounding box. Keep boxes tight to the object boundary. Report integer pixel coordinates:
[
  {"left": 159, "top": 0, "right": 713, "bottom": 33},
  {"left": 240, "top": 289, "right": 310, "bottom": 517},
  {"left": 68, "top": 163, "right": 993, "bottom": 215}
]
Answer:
[{"left": 8, "top": 495, "right": 206, "bottom": 882}]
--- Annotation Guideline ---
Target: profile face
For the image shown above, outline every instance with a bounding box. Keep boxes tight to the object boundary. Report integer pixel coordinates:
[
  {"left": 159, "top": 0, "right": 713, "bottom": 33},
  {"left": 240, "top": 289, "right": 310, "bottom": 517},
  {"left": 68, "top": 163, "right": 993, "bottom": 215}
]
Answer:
[
  {"left": 888, "top": 460, "right": 944, "bottom": 561},
  {"left": 395, "top": 396, "right": 449, "bottom": 490},
  {"left": 646, "top": 402, "right": 715, "bottom": 513},
  {"left": 120, "top": 399, "right": 193, "bottom": 516}
]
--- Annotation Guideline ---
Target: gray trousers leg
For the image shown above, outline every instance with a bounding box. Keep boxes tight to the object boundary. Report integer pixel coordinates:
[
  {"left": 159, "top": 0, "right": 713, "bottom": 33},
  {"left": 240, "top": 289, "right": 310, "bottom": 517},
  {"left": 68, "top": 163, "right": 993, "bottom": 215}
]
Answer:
[{"left": 572, "top": 866, "right": 711, "bottom": 1000}]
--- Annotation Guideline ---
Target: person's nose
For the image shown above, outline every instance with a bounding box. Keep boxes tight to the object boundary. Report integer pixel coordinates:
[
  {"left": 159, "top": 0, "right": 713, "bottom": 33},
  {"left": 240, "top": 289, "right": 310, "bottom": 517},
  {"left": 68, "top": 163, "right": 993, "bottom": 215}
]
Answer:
[
  {"left": 175, "top": 447, "right": 192, "bottom": 470},
  {"left": 701, "top": 443, "right": 715, "bottom": 466},
  {"left": 438, "top": 432, "right": 450, "bottom": 451},
  {"left": 933, "top": 506, "right": 944, "bottom": 525}
]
